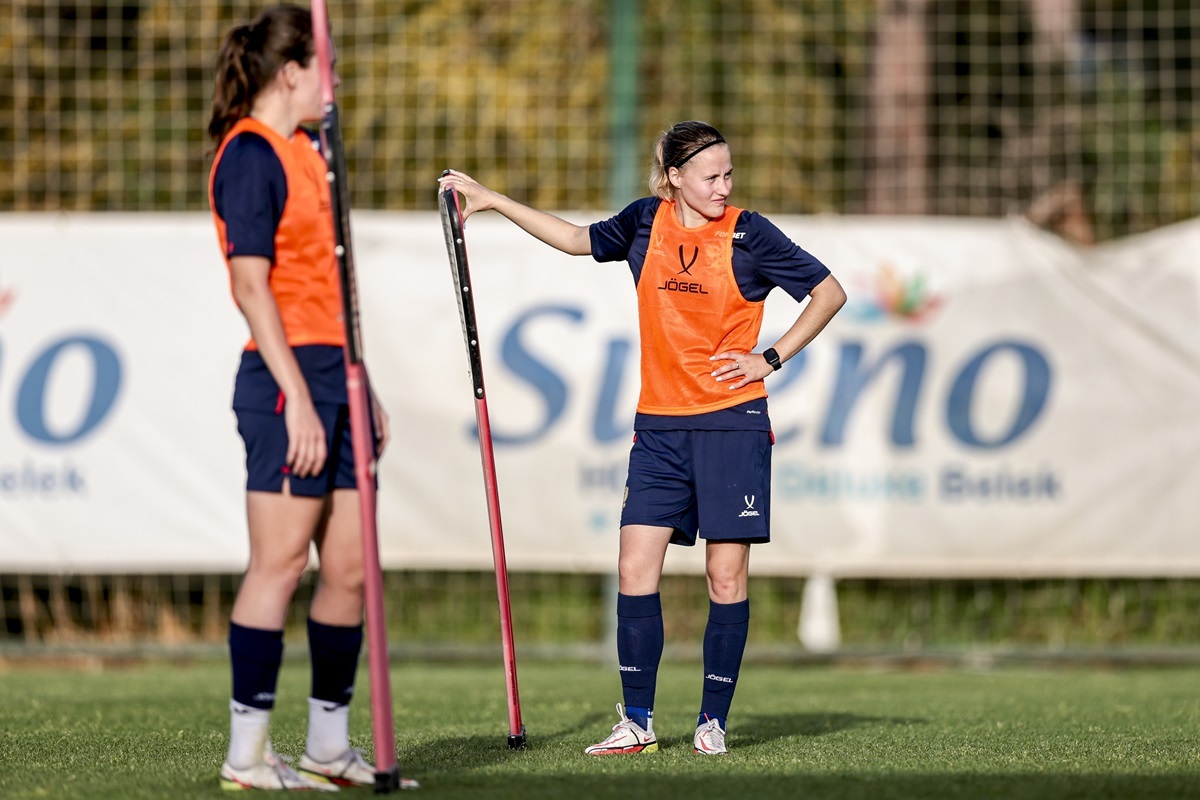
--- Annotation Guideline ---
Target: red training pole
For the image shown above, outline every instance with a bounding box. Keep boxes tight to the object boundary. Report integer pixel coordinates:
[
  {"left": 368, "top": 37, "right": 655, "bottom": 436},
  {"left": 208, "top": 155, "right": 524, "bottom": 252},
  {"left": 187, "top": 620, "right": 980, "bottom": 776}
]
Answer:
[
  {"left": 310, "top": 1, "right": 404, "bottom": 791},
  {"left": 439, "top": 182, "right": 527, "bottom": 749},
  {"left": 474, "top": 392, "right": 524, "bottom": 744}
]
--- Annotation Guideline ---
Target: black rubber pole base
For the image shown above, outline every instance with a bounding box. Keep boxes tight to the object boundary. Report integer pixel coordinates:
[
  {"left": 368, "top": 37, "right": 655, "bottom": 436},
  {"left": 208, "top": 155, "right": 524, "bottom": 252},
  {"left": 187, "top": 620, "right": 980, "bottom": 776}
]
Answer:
[
  {"left": 374, "top": 765, "right": 402, "bottom": 794},
  {"left": 508, "top": 725, "right": 528, "bottom": 750}
]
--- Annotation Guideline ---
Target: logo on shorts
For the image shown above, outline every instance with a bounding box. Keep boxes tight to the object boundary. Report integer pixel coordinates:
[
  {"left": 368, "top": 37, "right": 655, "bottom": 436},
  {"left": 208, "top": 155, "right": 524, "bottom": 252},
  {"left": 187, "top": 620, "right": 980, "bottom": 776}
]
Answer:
[
  {"left": 738, "top": 495, "right": 760, "bottom": 518},
  {"left": 618, "top": 665, "right": 642, "bottom": 672},
  {"left": 622, "top": 485, "right": 629, "bottom": 509},
  {"left": 705, "top": 673, "right": 735, "bottom": 683}
]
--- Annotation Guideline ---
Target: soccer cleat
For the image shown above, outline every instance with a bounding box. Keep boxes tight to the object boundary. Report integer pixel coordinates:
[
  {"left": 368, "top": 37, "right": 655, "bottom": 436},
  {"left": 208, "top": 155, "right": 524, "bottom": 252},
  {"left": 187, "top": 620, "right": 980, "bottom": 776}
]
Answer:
[
  {"left": 583, "top": 703, "right": 658, "bottom": 755},
  {"left": 220, "top": 746, "right": 340, "bottom": 791},
  {"left": 299, "top": 749, "right": 420, "bottom": 790},
  {"left": 693, "top": 715, "right": 727, "bottom": 755}
]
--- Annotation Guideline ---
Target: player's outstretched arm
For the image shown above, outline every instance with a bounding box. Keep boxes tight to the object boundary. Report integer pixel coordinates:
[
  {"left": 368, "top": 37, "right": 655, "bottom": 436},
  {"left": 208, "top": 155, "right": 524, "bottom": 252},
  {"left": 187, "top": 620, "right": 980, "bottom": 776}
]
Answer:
[{"left": 438, "top": 169, "right": 591, "bottom": 256}]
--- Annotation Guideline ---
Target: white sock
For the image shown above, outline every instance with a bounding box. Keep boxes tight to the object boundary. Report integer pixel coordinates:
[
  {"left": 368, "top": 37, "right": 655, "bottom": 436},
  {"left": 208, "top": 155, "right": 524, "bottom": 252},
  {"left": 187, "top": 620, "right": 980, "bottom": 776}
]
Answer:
[
  {"left": 227, "top": 700, "right": 271, "bottom": 770},
  {"left": 305, "top": 697, "right": 351, "bottom": 762}
]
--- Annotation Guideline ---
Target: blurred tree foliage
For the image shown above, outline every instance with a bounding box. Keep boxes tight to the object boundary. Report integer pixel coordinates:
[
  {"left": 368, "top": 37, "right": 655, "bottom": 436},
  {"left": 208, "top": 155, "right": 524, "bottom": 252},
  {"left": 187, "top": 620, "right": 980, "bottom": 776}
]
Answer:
[
  {"left": 0, "top": 0, "right": 1196, "bottom": 242},
  {"left": 1078, "top": 0, "right": 1200, "bottom": 238},
  {"left": 927, "top": 0, "right": 1047, "bottom": 218}
]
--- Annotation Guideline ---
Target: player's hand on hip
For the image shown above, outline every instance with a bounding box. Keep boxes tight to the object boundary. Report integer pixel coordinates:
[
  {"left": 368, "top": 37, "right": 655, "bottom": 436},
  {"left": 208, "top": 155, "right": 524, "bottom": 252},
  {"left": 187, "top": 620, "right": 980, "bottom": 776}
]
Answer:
[
  {"left": 711, "top": 350, "right": 770, "bottom": 390},
  {"left": 285, "top": 398, "right": 327, "bottom": 478}
]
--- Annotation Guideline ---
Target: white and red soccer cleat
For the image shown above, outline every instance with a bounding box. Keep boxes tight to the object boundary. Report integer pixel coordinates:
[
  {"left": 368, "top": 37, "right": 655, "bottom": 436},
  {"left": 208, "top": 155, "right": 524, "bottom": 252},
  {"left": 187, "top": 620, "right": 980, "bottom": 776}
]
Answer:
[
  {"left": 583, "top": 703, "right": 659, "bottom": 755},
  {"left": 693, "top": 716, "right": 727, "bottom": 755}
]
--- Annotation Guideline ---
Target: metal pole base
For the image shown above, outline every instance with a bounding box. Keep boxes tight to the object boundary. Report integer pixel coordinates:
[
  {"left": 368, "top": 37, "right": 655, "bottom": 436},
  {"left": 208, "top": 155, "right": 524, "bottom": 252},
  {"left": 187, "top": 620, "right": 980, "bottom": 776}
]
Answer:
[{"left": 507, "top": 726, "right": 528, "bottom": 750}]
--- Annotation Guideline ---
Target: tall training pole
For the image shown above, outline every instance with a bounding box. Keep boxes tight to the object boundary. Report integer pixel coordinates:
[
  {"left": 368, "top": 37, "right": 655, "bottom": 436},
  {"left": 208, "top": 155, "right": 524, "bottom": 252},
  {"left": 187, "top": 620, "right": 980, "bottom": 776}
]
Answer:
[
  {"left": 439, "top": 180, "right": 527, "bottom": 749},
  {"left": 309, "top": 2, "right": 403, "bottom": 792}
]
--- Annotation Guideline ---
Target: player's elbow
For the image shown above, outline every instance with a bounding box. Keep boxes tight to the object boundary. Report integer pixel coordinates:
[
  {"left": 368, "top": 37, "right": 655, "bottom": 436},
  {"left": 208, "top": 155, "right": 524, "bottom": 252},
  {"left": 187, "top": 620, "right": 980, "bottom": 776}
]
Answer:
[
  {"left": 230, "top": 273, "right": 272, "bottom": 315},
  {"left": 566, "top": 226, "right": 592, "bottom": 256},
  {"left": 815, "top": 274, "right": 847, "bottom": 312},
  {"left": 228, "top": 258, "right": 274, "bottom": 313}
]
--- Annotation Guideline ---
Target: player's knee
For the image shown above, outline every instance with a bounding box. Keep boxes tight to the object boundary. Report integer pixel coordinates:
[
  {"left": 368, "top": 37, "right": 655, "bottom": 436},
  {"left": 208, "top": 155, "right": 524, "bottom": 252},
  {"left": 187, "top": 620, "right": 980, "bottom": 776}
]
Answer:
[
  {"left": 705, "top": 571, "right": 746, "bottom": 604},
  {"left": 617, "top": 558, "right": 660, "bottom": 595},
  {"left": 320, "top": 559, "right": 364, "bottom": 595},
  {"left": 246, "top": 551, "right": 309, "bottom": 591}
]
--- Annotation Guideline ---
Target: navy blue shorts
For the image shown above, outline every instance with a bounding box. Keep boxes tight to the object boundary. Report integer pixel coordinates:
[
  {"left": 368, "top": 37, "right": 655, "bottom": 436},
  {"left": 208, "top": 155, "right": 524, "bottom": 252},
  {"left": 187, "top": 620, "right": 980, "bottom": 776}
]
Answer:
[
  {"left": 620, "top": 428, "right": 773, "bottom": 546},
  {"left": 235, "top": 403, "right": 357, "bottom": 497}
]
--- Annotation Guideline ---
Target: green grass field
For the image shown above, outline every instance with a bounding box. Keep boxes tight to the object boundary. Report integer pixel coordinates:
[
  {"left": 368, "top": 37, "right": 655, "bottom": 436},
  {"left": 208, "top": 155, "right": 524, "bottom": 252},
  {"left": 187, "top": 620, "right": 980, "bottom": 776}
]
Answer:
[{"left": 2, "top": 658, "right": 1199, "bottom": 799}]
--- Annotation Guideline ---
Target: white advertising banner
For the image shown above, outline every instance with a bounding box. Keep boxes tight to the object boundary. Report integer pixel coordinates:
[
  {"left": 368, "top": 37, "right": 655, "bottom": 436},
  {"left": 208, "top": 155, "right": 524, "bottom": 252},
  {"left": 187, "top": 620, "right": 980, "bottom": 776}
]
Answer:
[{"left": 1, "top": 212, "right": 1198, "bottom": 576}]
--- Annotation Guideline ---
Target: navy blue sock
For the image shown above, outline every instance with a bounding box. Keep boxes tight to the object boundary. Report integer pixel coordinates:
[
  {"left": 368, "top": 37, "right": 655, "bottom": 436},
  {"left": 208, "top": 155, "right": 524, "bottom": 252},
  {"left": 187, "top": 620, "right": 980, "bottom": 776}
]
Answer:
[
  {"left": 229, "top": 622, "right": 284, "bottom": 710},
  {"left": 308, "top": 618, "right": 363, "bottom": 705},
  {"left": 699, "top": 599, "right": 749, "bottom": 728},
  {"left": 616, "top": 592, "right": 663, "bottom": 730}
]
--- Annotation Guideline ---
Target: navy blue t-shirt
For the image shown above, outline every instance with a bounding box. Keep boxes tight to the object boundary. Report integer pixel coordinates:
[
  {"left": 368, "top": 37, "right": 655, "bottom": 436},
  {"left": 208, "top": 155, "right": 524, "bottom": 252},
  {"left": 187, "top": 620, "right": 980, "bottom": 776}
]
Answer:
[
  {"left": 589, "top": 198, "right": 831, "bottom": 431},
  {"left": 212, "top": 131, "right": 288, "bottom": 262}
]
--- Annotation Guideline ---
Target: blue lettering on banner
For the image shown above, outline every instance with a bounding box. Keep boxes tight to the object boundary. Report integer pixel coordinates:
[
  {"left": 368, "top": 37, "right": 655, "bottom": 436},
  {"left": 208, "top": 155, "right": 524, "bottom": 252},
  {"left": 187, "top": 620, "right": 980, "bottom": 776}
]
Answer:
[
  {"left": 584, "top": 456, "right": 1064, "bottom": 505},
  {"left": 0, "top": 333, "right": 122, "bottom": 499},
  {"left": 0, "top": 460, "right": 87, "bottom": 497},
  {"left": 776, "top": 461, "right": 924, "bottom": 502},
  {"left": 489, "top": 312, "right": 1054, "bottom": 450},
  {"left": 822, "top": 340, "right": 926, "bottom": 448},
  {"left": 488, "top": 307, "right": 1062, "bottom": 504},
  {"left": 946, "top": 341, "right": 1051, "bottom": 448},
  {"left": 15, "top": 335, "right": 122, "bottom": 444},
  {"left": 579, "top": 460, "right": 626, "bottom": 492},
  {"left": 593, "top": 338, "right": 633, "bottom": 444},
  {"left": 491, "top": 305, "right": 579, "bottom": 445},
  {"left": 940, "top": 463, "right": 1061, "bottom": 501}
]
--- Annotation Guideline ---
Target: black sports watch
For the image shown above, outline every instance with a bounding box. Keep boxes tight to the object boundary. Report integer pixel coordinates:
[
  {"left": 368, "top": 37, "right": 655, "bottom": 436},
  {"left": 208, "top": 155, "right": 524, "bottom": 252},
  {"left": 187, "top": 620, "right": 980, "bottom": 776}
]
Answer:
[{"left": 763, "top": 347, "right": 783, "bottom": 371}]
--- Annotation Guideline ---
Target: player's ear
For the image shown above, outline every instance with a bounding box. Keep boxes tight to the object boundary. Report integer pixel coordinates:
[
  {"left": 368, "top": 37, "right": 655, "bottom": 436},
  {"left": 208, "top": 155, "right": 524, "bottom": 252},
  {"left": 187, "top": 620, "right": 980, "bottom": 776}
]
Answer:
[{"left": 280, "top": 60, "right": 300, "bottom": 88}]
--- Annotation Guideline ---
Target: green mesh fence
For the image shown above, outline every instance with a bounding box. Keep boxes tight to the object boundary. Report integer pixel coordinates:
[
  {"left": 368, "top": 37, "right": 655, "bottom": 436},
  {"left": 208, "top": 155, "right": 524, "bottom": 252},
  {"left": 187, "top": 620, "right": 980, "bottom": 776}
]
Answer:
[{"left": 2, "top": 0, "right": 1198, "bottom": 241}]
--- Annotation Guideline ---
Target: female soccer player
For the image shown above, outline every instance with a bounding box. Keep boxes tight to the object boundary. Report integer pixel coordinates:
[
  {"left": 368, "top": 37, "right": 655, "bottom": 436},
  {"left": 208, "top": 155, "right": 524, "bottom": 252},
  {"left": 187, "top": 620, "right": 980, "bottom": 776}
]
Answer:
[
  {"left": 207, "top": 6, "right": 407, "bottom": 791},
  {"left": 439, "top": 120, "right": 846, "bottom": 756}
]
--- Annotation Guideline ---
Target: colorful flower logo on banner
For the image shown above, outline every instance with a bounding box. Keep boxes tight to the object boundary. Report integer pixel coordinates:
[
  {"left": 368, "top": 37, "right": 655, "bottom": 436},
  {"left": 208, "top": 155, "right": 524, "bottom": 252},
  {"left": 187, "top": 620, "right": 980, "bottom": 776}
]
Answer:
[{"left": 846, "top": 262, "right": 942, "bottom": 323}]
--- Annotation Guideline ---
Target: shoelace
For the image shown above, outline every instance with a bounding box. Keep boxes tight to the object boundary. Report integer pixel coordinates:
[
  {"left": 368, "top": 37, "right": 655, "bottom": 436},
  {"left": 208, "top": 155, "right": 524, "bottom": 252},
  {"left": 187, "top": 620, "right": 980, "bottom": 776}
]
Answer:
[
  {"left": 697, "top": 720, "right": 725, "bottom": 750},
  {"left": 599, "top": 703, "right": 643, "bottom": 744},
  {"left": 608, "top": 703, "right": 631, "bottom": 734}
]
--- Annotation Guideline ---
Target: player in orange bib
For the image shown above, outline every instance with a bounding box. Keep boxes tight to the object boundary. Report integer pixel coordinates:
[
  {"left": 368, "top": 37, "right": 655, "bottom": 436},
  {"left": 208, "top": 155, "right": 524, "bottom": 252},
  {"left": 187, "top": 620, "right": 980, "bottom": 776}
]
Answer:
[
  {"left": 206, "top": 6, "right": 405, "bottom": 791},
  {"left": 440, "top": 120, "right": 845, "bottom": 756}
]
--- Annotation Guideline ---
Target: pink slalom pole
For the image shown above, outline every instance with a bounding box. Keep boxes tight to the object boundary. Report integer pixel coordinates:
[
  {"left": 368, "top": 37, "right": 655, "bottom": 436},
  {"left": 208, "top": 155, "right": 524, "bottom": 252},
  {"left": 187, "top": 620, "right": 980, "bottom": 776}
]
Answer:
[
  {"left": 439, "top": 182, "right": 527, "bottom": 749},
  {"left": 474, "top": 395, "right": 525, "bottom": 744},
  {"left": 311, "top": 0, "right": 405, "bottom": 790}
]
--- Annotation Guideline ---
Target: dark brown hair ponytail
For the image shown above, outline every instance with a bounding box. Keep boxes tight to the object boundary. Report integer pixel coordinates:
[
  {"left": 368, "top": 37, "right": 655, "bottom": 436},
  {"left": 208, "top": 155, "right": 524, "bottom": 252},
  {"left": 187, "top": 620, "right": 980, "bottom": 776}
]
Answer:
[{"left": 207, "top": 5, "right": 314, "bottom": 146}]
